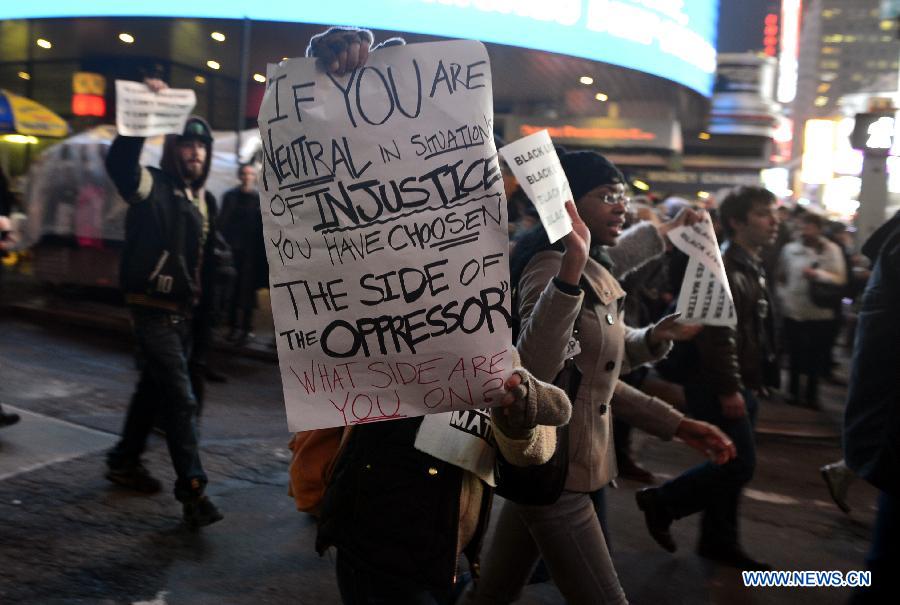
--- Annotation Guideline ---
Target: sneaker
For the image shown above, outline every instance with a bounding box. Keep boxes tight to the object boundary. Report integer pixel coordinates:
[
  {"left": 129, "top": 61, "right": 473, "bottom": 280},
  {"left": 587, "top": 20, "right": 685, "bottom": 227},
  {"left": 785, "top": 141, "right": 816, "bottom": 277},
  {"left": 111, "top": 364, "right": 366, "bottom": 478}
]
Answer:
[
  {"left": 635, "top": 488, "right": 677, "bottom": 553},
  {"left": 697, "top": 543, "right": 771, "bottom": 571},
  {"left": 183, "top": 495, "right": 224, "bottom": 529},
  {"left": 0, "top": 411, "right": 21, "bottom": 428},
  {"left": 106, "top": 463, "right": 162, "bottom": 494},
  {"left": 821, "top": 461, "right": 852, "bottom": 514}
]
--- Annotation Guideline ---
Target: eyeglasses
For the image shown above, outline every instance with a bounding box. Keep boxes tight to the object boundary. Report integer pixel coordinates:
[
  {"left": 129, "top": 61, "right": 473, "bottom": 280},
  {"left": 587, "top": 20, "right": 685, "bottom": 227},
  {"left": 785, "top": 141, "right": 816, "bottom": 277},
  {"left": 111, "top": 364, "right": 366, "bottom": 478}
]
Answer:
[{"left": 588, "top": 192, "right": 631, "bottom": 206}]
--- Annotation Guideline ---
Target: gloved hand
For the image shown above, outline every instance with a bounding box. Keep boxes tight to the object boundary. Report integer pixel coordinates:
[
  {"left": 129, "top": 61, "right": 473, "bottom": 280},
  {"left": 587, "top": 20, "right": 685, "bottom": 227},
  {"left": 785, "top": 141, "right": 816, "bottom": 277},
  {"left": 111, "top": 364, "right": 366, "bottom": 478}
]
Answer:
[
  {"left": 492, "top": 366, "right": 572, "bottom": 439},
  {"left": 306, "top": 27, "right": 374, "bottom": 75}
]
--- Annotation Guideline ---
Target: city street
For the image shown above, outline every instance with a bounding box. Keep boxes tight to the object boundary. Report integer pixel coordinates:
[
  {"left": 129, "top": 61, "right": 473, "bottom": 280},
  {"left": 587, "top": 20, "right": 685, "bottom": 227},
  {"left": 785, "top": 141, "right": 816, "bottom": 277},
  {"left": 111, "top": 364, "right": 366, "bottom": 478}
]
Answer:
[{"left": 0, "top": 313, "right": 879, "bottom": 605}]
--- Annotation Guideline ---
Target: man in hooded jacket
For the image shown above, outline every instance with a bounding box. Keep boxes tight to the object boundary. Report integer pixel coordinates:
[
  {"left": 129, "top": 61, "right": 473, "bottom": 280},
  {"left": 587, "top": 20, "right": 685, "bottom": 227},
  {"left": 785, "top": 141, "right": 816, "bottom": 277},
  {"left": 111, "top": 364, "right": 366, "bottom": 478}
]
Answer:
[{"left": 104, "top": 79, "right": 223, "bottom": 528}]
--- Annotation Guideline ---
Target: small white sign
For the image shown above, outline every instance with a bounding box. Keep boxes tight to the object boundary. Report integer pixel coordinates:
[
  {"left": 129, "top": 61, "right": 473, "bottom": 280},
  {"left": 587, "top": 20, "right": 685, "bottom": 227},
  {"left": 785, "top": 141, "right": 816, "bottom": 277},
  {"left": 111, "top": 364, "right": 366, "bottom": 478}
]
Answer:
[
  {"left": 115, "top": 80, "right": 196, "bottom": 137},
  {"left": 499, "top": 130, "right": 572, "bottom": 243},
  {"left": 670, "top": 217, "right": 737, "bottom": 327}
]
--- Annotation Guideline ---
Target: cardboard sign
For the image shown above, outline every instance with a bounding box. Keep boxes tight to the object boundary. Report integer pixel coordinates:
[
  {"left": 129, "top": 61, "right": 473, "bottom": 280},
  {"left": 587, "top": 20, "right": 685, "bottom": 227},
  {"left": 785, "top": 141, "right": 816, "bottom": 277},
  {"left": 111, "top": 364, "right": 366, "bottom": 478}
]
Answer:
[
  {"left": 670, "top": 217, "right": 736, "bottom": 327},
  {"left": 498, "top": 130, "right": 572, "bottom": 243},
  {"left": 115, "top": 81, "right": 196, "bottom": 137},
  {"left": 257, "top": 41, "right": 513, "bottom": 431}
]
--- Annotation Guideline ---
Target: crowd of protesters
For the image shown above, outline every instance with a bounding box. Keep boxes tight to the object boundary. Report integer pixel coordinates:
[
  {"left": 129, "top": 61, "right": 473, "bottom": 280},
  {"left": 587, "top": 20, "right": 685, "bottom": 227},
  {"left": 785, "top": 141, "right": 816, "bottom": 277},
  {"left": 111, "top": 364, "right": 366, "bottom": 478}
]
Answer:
[{"left": 0, "top": 23, "right": 894, "bottom": 605}]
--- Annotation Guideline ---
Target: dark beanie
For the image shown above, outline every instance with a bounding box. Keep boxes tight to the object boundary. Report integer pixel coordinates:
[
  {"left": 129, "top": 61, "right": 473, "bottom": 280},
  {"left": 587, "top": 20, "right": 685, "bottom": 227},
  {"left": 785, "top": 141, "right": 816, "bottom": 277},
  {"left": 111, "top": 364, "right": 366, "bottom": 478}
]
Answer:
[{"left": 558, "top": 150, "right": 625, "bottom": 202}]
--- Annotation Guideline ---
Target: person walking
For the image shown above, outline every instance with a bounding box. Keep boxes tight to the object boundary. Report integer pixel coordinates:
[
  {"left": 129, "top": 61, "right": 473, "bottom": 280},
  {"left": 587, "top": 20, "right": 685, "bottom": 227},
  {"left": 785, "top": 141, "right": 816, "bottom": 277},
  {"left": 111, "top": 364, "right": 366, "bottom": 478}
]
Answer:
[
  {"left": 218, "top": 163, "right": 266, "bottom": 344},
  {"left": 103, "top": 79, "right": 223, "bottom": 529},
  {"left": 635, "top": 186, "right": 780, "bottom": 570},
  {"left": 472, "top": 151, "right": 736, "bottom": 605}
]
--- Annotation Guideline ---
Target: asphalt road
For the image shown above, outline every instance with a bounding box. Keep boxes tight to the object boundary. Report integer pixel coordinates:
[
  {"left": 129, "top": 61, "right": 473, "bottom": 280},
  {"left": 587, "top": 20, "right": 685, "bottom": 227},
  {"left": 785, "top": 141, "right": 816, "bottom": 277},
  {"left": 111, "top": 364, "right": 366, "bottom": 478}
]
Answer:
[{"left": 0, "top": 316, "right": 880, "bottom": 605}]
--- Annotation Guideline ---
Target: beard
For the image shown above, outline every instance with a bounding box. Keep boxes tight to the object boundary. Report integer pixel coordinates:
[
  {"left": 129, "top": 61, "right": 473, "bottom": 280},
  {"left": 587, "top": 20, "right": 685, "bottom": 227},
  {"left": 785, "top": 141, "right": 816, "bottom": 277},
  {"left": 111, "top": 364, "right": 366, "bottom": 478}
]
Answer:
[{"left": 181, "top": 161, "right": 204, "bottom": 182}]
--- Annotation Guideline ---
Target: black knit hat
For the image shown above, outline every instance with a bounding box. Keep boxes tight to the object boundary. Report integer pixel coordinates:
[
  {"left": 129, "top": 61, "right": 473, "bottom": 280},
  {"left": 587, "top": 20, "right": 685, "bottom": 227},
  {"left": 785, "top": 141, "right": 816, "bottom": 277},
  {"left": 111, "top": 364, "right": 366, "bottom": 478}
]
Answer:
[{"left": 558, "top": 150, "right": 625, "bottom": 202}]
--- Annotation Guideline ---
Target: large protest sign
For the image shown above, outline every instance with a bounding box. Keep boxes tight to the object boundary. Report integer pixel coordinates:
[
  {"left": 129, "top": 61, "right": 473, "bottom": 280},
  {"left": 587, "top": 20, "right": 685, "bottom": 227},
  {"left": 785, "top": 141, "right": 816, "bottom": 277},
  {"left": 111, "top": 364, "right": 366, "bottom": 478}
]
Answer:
[
  {"left": 257, "top": 41, "right": 513, "bottom": 431},
  {"left": 498, "top": 130, "right": 572, "bottom": 243},
  {"left": 115, "top": 81, "right": 196, "bottom": 137},
  {"left": 669, "top": 217, "right": 736, "bottom": 327}
]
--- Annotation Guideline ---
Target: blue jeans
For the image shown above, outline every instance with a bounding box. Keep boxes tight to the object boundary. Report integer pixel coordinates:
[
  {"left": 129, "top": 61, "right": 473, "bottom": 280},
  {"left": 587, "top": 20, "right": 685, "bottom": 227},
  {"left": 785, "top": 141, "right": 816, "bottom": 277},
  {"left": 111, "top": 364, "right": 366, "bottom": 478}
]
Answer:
[
  {"left": 335, "top": 550, "right": 457, "bottom": 605},
  {"left": 657, "top": 387, "right": 758, "bottom": 548},
  {"left": 107, "top": 309, "right": 207, "bottom": 502}
]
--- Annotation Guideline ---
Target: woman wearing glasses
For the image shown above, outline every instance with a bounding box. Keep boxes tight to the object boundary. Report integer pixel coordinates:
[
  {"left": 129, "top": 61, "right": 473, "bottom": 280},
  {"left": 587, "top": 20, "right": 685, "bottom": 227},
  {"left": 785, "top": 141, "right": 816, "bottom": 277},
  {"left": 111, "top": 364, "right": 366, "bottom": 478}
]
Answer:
[{"left": 473, "top": 151, "right": 735, "bottom": 605}]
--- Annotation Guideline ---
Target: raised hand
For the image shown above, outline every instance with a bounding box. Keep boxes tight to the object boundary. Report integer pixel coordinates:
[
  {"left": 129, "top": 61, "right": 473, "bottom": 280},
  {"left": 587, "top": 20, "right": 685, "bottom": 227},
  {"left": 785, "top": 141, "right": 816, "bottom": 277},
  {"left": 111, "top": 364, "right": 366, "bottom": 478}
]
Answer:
[{"left": 557, "top": 200, "right": 590, "bottom": 286}]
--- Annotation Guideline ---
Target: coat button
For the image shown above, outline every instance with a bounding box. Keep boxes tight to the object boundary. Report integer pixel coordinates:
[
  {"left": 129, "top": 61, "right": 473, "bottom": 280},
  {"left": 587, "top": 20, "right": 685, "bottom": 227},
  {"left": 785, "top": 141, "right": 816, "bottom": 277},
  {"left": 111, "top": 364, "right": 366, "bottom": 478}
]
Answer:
[
  {"left": 599, "top": 404, "right": 608, "bottom": 415},
  {"left": 605, "top": 361, "right": 615, "bottom": 372},
  {"left": 605, "top": 313, "right": 615, "bottom": 325}
]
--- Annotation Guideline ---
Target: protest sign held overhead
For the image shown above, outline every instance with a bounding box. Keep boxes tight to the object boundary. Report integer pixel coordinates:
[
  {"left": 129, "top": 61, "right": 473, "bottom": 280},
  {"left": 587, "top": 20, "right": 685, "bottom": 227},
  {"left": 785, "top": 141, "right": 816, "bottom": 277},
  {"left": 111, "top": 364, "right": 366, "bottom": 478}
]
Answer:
[
  {"left": 115, "top": 81, "right": 196, "bottom": 137},
  {"left": 498, "top": 130, "right": 572, "bottom": 243},
  {"left": 258, "top": 41, "right": 513, "bottom": 432},
  {"left": 669, "top": 216, "right": 736, "bottom": 327}
]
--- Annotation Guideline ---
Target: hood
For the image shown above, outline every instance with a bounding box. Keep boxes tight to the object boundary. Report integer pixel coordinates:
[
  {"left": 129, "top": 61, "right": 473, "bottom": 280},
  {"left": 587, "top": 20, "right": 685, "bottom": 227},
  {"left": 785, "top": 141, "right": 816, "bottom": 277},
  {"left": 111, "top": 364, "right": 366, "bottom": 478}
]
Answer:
[
  {"left": 861, "top": 210, "right": 900, "bottom": 262},
  {"left": 159, "top": 116, "right": 214, "bottom": 191}
]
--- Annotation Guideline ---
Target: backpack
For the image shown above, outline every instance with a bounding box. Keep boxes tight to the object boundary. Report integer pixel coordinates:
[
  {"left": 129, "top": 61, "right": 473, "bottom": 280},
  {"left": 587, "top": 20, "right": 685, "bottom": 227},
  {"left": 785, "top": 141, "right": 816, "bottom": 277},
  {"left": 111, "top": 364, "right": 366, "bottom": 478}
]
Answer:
[{"left": 287, "top": 426, "right": 352, "bottom": 516}]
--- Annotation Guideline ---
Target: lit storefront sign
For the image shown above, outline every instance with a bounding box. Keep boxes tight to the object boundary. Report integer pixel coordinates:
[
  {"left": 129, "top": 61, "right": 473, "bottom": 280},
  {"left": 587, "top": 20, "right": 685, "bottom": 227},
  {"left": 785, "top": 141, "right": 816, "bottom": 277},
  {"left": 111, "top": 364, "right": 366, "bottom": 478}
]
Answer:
[
  {"left": 777, "top": 0, "right": 801, "bottom": 103},
  {"left": 800, "top": 119, "right": 837, "bottom": 185},
  {"left": 0, "top": 0, "right": 719, "bottom": 96},
  {"left": 504, "top": 116, "right": 682, "bottom": 151},
  {"left": 72, "top": 72, "right": 106, "bottom": 117}
]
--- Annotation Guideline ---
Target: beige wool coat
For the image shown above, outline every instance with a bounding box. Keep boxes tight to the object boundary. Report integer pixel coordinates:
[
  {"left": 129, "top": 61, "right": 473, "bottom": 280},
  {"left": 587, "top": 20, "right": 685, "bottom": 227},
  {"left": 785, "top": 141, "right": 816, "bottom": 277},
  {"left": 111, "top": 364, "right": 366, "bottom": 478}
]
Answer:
[{"left": 517, "top": 250, "right": 685, "bottom": 492}]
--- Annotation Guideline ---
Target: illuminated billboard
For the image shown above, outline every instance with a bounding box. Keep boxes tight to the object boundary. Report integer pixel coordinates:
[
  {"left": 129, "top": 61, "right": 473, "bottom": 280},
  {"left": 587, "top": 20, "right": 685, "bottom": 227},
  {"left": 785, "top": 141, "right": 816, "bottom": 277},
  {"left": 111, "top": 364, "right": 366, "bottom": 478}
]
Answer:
[{"left": 1, "top": 0, "right": 719, "bottom": 96}]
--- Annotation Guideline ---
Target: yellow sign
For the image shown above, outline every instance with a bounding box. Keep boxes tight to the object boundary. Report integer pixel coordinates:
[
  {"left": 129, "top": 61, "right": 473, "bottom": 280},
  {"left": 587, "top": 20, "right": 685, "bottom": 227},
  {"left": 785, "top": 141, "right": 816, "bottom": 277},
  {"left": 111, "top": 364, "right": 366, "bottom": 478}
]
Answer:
[{"left": 73, "top": 72, "right": 106, "bottom": 96}]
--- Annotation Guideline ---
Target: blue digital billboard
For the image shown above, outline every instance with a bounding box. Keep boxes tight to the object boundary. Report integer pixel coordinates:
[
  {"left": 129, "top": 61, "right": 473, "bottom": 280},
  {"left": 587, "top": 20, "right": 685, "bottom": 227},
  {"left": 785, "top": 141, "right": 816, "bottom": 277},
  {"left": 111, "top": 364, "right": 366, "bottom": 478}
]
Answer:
[{"left": 1, "top": 1, "right": 719, "bottom": 96}]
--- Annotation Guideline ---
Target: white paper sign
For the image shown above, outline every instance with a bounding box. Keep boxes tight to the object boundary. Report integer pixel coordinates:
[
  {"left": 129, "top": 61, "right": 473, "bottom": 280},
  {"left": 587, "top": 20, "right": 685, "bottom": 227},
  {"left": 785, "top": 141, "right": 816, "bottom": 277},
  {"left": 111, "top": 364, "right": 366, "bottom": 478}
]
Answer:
[
  {"left": 669, "top": 217, "right": 737, "bottom": 327},
  {"left": 414, "top": 410, "right": 496, "bottom": 485},
  {"left": 257, "top": 41, "right": 514, "bottom": 431},
  {"left": 115, "top": 80, "right": 196, "bottom": 137},
  {"left": 498, "top": 130, "right": 572, "bottom": 243}
]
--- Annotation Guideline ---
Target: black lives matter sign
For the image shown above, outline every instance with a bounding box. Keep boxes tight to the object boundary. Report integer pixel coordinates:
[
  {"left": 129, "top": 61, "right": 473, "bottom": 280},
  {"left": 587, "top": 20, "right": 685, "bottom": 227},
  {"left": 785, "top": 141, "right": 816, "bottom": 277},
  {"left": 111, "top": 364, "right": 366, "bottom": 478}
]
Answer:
[{"left": 258, "top": 41, "right": 513, "bottom": 431}]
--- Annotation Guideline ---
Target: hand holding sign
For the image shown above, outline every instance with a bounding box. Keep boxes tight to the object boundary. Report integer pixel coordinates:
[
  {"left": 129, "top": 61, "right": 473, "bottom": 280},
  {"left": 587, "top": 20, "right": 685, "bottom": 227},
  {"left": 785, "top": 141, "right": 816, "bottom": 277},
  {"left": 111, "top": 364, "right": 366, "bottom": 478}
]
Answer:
[
  {"left": 115, "top": 80, "right": 196, "bottom": 137},
  {"left": 498, "top": 130, "right": 572, "bottom": 243}
]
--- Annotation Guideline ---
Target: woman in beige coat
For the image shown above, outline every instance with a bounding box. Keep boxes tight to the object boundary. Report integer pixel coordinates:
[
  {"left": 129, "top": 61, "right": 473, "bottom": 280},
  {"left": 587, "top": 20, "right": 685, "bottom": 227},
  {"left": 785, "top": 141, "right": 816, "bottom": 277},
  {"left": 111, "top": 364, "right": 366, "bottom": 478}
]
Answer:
[{"left": 473, "top": 151, "right": 736, "bottom": 605}]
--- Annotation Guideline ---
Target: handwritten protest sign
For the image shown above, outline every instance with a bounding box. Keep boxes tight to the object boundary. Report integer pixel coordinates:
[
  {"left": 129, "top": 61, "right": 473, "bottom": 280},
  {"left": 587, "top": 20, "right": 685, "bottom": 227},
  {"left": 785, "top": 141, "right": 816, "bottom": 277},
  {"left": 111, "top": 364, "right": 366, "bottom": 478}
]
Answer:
[
  {"left": 498, "top": 130, "right": 572, "bottom": 243},
  {"left": 669, "top": 217, "right": 736, "bottom": 327},
  {"left": 115, "top": 80, "right": 196, "bottom": 137},
  {"left": 257, "top": 41, "right": 513, "bottom": 431}
]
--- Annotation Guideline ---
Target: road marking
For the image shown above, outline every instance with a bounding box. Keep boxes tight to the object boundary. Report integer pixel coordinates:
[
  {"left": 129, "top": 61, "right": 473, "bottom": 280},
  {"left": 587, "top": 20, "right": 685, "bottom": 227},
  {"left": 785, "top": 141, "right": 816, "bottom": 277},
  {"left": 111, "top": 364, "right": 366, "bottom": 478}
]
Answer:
[
  {"left": 744, "top": 488, "right": 800, "bottom": 505},
  {"left": 133, "top": 591, "right": 169, "bottom": 605},
  {"left": 0, "top": 405, "right": 118, "bottom": 481}
]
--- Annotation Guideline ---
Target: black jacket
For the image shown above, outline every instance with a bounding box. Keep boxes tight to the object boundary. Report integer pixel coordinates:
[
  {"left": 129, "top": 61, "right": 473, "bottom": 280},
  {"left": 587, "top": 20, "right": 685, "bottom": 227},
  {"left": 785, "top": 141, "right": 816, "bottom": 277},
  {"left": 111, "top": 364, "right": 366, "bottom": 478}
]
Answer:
[
  {"left": 844, "top": 212, "right": 900, "bottom": 496},
  {"left": 106, "top": 130, "right": 217, "bottom": 313},
  {"left": 316, "top": 417, "right": 492, "bottom": 591},
  {"left": 674, "top": 242, "right": 777, "bottom": 395}
]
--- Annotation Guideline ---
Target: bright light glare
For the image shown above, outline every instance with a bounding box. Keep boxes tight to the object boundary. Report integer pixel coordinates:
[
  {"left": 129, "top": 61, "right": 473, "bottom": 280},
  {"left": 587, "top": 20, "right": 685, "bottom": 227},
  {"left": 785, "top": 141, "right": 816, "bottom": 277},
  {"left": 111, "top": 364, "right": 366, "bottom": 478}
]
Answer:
[
  {"left": 206, "top": 60, "right": 220, "bottom": 70},
  {"left": 211, "top": 32, "right": 226, "bottom": 42},
  {"left": 579, "top": 76, "right": 594, "bottom": 85},
  {"left": 118, "top": 33, "right": 134, "bottom": 44}
]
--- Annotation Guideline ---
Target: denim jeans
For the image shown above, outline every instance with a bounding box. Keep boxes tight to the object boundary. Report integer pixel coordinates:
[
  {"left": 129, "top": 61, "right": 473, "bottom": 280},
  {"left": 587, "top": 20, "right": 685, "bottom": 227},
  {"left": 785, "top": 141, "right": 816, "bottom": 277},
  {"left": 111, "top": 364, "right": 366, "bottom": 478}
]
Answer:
[
  {"left": 473, "top": 491, "right": 627, "bottom": 605},
  {"left": 335, "top": 549, "right": 457, "bottom": 605},
  {"left": 107, "top": 308, "right": 207, "bottom": 501},
  {"left": 657, "top": 387, "right": 758, "bottom": 549}
]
